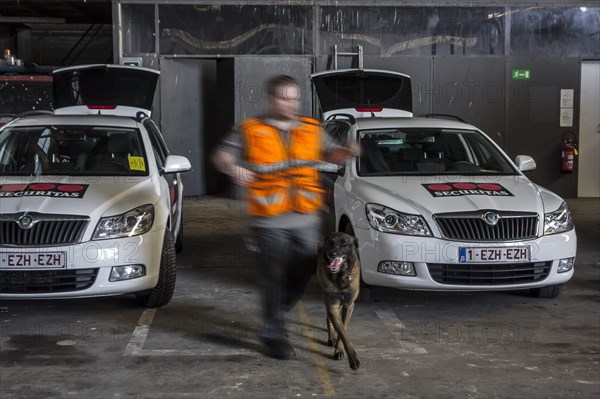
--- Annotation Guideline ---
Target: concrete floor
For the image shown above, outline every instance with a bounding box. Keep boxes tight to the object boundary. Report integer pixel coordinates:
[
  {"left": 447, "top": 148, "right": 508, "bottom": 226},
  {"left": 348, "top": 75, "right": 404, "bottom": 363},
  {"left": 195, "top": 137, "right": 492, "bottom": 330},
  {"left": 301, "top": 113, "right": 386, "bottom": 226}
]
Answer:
[{"left": 1, "top": 197, "right": 598, "bottom": 399}]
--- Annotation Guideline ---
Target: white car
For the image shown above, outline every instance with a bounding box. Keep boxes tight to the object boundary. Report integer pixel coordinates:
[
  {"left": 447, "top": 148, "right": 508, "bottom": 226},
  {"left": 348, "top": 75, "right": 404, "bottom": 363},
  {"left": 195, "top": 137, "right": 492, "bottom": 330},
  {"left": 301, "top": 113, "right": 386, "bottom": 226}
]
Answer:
[
  {"left": 312, "top": 69, "right": 576, "bottom": 298},
  {"left": 0, "top": 65, "right": 191, "bottom": 307}
]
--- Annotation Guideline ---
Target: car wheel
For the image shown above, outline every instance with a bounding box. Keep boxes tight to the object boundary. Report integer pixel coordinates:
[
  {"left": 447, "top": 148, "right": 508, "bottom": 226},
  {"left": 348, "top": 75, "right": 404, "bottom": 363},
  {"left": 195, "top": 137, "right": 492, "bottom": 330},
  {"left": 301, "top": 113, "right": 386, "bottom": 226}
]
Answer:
[
  {"left": 135, "top": 230, "right": 177, "bottom": 307},
  {"left": 343, "top": 222, "right": 371, "bottom": 302},
  {"left": 529, "top": 284, "right": 562, "bottom": 299}
]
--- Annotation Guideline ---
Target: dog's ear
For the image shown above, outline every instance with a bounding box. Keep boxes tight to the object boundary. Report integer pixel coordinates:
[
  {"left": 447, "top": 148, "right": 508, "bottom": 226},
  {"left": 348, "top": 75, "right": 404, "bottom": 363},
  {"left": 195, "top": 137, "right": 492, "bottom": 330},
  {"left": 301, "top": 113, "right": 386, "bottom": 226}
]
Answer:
[
  {"left": 317, "top": 240, "right": 324, "bottom": 251},
  {"left": 353, "top": 237, "right": 359, "bottom": 248}
]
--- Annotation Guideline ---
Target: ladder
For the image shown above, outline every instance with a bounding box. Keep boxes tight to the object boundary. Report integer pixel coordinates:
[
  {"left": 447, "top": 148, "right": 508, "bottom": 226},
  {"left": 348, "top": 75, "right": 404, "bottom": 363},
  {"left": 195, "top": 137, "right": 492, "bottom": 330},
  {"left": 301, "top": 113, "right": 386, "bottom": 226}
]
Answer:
[{"left": 332, "top": 45, "right": 363, "bottom": 69}]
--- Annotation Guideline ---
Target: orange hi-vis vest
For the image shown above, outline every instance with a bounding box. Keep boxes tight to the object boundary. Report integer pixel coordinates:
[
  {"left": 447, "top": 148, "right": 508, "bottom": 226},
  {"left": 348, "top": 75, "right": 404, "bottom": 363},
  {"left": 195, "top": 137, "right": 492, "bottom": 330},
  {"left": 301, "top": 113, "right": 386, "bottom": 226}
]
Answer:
[{"left": 240, "top": 116, "right": 324, "bottom": 217}]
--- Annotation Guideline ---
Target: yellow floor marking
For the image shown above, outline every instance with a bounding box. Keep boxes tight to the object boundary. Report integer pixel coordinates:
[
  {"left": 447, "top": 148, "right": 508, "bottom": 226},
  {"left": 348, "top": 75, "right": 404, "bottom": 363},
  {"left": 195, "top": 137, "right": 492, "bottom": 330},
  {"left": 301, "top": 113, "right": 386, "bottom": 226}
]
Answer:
[{"left": 297, "top": 301, "right": 336, "bottom": 397}]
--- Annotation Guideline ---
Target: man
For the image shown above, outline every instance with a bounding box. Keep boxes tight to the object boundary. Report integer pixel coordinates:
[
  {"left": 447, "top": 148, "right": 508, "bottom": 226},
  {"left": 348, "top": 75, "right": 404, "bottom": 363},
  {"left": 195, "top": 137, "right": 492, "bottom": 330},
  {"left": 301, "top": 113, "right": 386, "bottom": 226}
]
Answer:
[{"left": 212, "top": 74, "right": 358, "bottom": 360}]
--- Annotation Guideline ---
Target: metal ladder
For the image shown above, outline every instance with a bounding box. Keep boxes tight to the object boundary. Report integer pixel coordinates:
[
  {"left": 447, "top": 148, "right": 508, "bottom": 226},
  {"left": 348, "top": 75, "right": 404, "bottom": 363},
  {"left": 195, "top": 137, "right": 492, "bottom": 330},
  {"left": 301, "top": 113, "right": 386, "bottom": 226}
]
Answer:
[{"left": 332, "top": 44, "right": 363, "bottom": 69}]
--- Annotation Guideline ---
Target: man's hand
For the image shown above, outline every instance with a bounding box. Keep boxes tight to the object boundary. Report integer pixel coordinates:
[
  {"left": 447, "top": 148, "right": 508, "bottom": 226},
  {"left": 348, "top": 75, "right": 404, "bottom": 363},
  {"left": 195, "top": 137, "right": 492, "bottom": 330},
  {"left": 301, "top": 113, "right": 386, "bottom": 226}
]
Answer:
[
  {"left": 231, "top": 165, "right": 257, "bottom": 186},
  {"left": 212, "top": 149, "right": 256, "bottom": 186},
  {"left": 325, "top": 142, "right": 361, "bottom": 165}
]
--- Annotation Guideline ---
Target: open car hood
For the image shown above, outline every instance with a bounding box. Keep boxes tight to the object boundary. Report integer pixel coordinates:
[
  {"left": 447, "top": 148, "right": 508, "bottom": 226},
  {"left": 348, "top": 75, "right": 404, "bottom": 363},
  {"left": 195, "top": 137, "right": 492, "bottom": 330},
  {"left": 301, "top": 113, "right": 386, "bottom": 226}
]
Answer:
[
  {"left": 310, "top": 69, "right": 412, "bottom": 119},
  {"left": 52, "top": 64, "right": 159, "bottom": 117}
]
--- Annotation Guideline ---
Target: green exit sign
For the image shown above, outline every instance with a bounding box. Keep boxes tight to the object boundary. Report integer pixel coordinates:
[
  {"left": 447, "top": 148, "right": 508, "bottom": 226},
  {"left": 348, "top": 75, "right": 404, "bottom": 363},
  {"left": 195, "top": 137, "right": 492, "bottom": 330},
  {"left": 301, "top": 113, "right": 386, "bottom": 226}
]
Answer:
[
  {"left": 512, "top": 69, "right": 531, "bottom": 80},
  {"left": 120, "top": 57, "right": 143, "bottom": 67}
]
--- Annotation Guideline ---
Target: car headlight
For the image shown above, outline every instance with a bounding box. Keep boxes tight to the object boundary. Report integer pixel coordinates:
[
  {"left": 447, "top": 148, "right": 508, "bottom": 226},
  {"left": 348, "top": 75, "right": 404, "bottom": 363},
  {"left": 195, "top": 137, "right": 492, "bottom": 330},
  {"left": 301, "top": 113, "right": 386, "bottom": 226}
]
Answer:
[
  {"left": 93, "top": 204, "right": 154, "bottom": 240},
  {"left": 366, "top": 203, "right": 432, "bottom": 236},
  {"left": 544, "top": 202, "right": 574, "bottom": 235}
]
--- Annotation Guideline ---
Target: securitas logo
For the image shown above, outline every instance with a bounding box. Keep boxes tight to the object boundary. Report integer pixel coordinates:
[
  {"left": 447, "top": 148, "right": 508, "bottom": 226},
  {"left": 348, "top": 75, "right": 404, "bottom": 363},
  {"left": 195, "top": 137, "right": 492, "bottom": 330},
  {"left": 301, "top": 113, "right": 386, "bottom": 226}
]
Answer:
[
  {"left": 422, "top": 183, "right": 514, "bottom": 197},
  {"left": 0, "top": 184, "right": 89, "bottom": 199}
]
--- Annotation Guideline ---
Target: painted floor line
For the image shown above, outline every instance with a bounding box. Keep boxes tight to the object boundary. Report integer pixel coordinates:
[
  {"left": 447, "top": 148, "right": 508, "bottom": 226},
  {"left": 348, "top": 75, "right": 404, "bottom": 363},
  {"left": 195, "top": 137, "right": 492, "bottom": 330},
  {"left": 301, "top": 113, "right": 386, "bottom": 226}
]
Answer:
[
  {"left": 122, "top": 302, "right": 425, "bottom": 361},
  {"left": 123, "top": 307, "right": 255, "bottom": 357},
  {"left": 373, "top": 305, "right": 428, "bottom": 354},
  {"left": 125, "top": 348, "right": 255, "bottom": 356},
  {"left": 123, "top": 308, "right": 157, "bottom": 356},
  {"left": 297, "top": 301, "right": 336, "bottom": 397}
]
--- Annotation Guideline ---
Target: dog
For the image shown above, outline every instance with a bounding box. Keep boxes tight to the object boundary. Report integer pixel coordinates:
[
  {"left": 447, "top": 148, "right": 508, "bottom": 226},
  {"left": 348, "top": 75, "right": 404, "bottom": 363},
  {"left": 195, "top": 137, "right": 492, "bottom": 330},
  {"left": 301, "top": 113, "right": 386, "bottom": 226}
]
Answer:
[{"left": 316, "top": 232, "right": 361, "bottom": 370}]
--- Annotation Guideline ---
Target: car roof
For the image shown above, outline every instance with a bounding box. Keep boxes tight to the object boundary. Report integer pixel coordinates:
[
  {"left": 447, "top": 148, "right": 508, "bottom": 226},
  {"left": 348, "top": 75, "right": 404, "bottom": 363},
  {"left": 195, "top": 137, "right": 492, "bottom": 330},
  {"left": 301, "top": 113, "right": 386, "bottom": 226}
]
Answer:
[
  {"left": 5, "top": 114, "right": 142, "bottom": 129},
  {"left": 348, "top": 116, "right": 479, "bottom": 131}
]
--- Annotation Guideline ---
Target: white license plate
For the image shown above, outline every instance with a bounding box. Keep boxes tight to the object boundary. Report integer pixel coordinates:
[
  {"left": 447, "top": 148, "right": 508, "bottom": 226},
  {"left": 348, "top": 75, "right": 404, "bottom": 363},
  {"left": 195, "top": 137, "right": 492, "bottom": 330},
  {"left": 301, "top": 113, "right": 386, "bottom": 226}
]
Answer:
[
  {"left": 0, "top": 252, "right": 66, "bottom": 268},
  {"left": 459, "top": 247, "right": 530, "bottom": 263}
]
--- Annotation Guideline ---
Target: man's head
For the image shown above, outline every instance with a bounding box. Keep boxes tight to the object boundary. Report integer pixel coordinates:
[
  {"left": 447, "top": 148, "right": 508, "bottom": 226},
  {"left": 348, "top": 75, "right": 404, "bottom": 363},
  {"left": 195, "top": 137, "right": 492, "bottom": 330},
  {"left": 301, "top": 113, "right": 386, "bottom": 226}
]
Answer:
[{"left": 266, "top": 75, "right": 300, "bottom": 121}]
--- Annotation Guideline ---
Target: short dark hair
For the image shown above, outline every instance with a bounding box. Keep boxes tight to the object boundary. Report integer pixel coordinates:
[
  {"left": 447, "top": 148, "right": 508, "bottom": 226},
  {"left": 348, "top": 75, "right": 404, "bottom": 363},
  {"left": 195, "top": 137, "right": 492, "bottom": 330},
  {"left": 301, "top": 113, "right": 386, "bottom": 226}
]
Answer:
[{"left": 266, "top": 74, "right": 299, "bottom": 98}]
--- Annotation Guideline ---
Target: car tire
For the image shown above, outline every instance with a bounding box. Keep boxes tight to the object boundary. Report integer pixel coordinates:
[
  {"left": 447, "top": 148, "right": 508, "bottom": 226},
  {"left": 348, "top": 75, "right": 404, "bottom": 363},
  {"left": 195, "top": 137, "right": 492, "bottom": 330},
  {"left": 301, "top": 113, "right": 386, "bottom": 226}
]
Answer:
[
  {"left": 529, "top": 284, "right": 562, "bottom": 299},
  {"left": 343, "top": 222, "right": 371, "bottom": 303},
  {"left": 135, "top": 230, "right": 177, "bottom": 307}
]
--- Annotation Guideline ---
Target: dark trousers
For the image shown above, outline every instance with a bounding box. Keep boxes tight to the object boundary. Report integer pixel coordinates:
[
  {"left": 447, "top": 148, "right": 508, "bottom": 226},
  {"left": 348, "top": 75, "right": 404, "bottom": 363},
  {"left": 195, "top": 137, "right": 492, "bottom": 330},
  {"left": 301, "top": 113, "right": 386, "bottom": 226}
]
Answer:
[{"left": 252, "top": 224, "right": 318, "bottom": 340}]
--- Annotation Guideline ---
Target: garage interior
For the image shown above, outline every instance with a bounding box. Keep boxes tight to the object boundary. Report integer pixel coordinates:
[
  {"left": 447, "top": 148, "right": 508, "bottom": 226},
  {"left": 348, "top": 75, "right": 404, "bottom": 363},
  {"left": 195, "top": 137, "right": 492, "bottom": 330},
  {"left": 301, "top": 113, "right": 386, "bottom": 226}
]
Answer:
[{"left": 1, "top": 1, "right": 599, "bottom": 398}]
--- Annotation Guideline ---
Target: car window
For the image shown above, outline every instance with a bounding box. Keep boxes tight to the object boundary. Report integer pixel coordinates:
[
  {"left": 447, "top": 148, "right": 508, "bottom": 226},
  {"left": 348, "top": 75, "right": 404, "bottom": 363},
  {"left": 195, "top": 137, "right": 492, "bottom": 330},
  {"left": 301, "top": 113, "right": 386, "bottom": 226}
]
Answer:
[
  {"left": 357, "top": 128, "right": 516, "bottom": 176},
  {"left": 144, "top": 120, "right": 169, "bottom": 169},
  {"left": 0, "top": 125, "right": 149, "bottom": 176}
]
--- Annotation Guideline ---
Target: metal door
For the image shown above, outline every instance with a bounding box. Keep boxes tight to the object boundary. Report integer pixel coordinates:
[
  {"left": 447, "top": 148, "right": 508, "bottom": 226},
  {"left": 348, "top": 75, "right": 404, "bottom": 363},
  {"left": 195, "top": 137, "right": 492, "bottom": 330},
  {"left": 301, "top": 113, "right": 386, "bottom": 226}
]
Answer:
[
  {"left": 160, "top": 58, "right": 212, "bottom": 196},
  {"left": 578, "top": 61, "right": 600, "bottom": 197}
]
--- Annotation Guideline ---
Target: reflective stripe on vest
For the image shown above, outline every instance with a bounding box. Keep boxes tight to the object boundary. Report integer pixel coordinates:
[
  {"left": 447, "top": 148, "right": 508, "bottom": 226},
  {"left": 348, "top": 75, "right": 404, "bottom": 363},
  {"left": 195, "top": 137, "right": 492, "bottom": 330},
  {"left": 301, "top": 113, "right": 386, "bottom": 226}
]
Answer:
[{"left": 250, "top": 191, "right": 285, "bottom": 207}]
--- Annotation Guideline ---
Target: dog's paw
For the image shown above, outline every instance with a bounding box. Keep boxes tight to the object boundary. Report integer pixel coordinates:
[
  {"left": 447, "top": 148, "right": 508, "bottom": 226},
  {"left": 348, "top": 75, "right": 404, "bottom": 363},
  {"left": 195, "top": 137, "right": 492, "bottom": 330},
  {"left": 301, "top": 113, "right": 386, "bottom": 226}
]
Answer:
[
  {"left": 332, "top": 350, "right": 345, "bottom": 360},
  {"left": 349, "top": 356, "right": 361, "bottom": 370}
]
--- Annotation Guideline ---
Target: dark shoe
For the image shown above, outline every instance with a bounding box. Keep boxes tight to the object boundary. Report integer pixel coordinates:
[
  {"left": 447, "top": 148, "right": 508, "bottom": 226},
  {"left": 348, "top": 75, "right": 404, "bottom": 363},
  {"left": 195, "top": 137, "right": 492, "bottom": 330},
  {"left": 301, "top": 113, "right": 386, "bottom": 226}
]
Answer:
[{"left": 261, "top": 337, "right": 296, "bottom": 360}]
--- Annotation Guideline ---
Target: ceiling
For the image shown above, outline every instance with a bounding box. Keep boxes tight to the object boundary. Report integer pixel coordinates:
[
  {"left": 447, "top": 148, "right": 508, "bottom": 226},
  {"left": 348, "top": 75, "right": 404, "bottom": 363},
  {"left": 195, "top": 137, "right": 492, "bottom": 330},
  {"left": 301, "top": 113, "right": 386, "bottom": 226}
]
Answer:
[{"left": 0, "top": 0, "right": 112, "bottom": 26}]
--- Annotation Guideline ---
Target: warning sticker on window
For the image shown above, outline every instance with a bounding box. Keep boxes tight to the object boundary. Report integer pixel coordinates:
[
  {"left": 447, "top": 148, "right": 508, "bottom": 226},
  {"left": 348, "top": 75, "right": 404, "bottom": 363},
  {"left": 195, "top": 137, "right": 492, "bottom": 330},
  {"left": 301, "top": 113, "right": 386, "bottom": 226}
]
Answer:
[
  {"left": 128, "top": 156, "right": 146, "bottom": 172},
  {"left": 422, "top": 183, "right": 514, "bottom": 197}
]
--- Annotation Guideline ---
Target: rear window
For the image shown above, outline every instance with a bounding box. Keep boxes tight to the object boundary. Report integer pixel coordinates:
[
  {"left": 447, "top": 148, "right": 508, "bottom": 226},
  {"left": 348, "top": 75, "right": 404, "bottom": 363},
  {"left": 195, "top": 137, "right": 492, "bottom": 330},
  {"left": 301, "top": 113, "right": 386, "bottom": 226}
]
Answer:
[
  {"left": 0, "top": 125, "right": 149, "bottom": 177},
  {"left": 323, "top": 74, "right": 405, "bottom": 105},
  {"left": 53, "top": 68, "right": 157, "bottom": 110},
  {"left": 312, "top": 70, "right": 412, "bottom": 114}
]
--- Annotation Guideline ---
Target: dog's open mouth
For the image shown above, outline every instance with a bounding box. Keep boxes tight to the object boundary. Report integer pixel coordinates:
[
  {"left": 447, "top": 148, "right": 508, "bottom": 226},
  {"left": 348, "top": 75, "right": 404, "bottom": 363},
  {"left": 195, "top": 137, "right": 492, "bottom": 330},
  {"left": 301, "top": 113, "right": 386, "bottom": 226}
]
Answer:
[{"left": 327, "top": 255, "right": 346, "bottom": 273}]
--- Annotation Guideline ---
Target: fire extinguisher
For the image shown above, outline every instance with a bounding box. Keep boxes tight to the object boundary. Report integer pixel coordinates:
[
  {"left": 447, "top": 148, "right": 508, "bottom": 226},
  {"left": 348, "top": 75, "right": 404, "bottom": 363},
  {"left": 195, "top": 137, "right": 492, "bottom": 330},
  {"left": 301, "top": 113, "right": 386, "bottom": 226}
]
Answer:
[{"left": 560, "top": 131, "right": 577, "bottom": 173}]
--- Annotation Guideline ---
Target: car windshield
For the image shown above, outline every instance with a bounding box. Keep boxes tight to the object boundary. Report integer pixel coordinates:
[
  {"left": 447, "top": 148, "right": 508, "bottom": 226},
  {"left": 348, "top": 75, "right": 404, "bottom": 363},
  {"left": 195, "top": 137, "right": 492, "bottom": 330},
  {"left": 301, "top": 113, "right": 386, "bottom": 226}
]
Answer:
[
  {"left": 357, "top": 128, "right": 516, "bottom": 176},
  {"left": 0, "top": 125, "right": 148, "bottom": 176}
]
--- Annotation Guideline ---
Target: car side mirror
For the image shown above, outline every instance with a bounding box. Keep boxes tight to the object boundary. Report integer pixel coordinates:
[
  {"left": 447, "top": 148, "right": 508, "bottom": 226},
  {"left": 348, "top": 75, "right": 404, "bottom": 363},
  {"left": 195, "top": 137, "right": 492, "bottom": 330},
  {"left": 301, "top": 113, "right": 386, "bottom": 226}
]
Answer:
[
  {"left": 317, "top": 162, "right": 343, "bottom": 175},
  {"left": 515, "top": 155, "right": 536, "bottom": 172},
  {"left": 162, "top": 155, "right": 191, "bottom": 174}
]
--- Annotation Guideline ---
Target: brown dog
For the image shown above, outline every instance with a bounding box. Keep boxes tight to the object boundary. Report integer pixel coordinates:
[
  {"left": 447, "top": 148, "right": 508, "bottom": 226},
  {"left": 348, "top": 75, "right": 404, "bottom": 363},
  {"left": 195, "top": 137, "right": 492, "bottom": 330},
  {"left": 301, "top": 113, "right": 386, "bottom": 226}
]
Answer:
[{"left": 316, "top": 232, "right": 361, "bottom": 370}]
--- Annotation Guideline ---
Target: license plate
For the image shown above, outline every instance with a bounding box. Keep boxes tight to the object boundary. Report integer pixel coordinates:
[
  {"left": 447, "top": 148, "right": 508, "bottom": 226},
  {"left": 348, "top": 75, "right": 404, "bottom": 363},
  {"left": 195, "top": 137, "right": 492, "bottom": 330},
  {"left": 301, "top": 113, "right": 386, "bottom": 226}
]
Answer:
[
  {"left": 459, "top": 247, "right": 530, "bottom": 263},
  {"left": 0, "top": 252, "right": 66, "bottom": 268}
]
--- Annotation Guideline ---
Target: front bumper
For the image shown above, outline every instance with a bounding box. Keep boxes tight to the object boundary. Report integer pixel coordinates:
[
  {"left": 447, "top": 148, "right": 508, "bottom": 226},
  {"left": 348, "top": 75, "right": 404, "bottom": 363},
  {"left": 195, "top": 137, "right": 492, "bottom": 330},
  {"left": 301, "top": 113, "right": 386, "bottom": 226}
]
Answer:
[
  {"left": 355, "top": 226, "right": 576, "bottom": 291},
  {"left": 0, "top": 228, "right": 166, "bottom": 299}
]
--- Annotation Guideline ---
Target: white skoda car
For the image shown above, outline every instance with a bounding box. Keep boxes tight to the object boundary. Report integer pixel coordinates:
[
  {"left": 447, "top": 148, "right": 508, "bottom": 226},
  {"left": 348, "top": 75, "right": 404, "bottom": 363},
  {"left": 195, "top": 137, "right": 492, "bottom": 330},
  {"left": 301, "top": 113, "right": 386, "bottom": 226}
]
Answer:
[
  {"left": 312, "top": 69, "right": 576, "bottom": 298},
  {"left": 0, "top": 65, "right": 191, "bottom": 307}
]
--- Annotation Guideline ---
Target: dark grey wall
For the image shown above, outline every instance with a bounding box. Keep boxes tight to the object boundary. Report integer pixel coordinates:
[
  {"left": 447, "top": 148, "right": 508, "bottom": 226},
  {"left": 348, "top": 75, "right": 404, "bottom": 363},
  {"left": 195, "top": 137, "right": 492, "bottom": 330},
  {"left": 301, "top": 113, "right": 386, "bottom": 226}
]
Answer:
[{"left": 505, "top": 57, "right": 580, "bottom": 197}]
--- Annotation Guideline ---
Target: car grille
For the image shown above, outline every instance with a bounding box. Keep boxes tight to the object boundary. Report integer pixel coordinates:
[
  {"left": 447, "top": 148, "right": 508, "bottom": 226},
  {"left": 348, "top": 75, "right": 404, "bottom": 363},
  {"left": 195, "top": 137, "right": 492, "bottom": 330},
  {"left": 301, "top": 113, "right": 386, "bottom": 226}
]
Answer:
[
  {"left": 434, "top": 211, "right": 538, "bottom": 241},
  {"left": 427, "top": 261, "right": 552, "bottom": 286},
  {"left": 0, "top": 213, "right": 90, "bottom": 246},
  {"left": 0, "top": 268, "right": 99, "bottom": 293}
]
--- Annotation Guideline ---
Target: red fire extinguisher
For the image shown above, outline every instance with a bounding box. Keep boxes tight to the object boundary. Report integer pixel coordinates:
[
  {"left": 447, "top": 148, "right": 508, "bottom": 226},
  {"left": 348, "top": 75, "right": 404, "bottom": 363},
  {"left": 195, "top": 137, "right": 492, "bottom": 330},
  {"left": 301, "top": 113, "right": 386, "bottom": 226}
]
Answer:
[{"left": 560, "top": 131, "right": 577, "bottom": 173}]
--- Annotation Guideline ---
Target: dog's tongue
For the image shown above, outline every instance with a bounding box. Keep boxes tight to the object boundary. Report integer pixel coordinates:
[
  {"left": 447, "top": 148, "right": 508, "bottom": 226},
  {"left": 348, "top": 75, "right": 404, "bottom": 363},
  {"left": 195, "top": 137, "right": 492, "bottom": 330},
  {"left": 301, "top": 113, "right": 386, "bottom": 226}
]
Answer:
[{"left": 328, "top": 256, "right": 345, "bottom": 273}]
